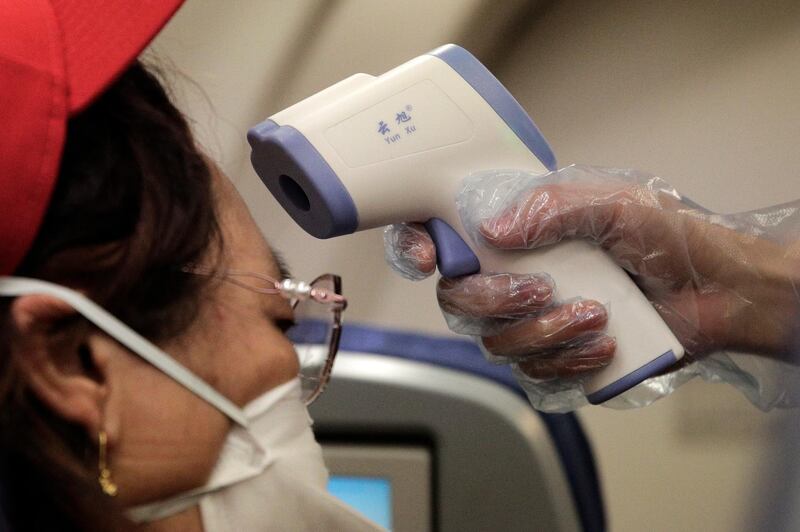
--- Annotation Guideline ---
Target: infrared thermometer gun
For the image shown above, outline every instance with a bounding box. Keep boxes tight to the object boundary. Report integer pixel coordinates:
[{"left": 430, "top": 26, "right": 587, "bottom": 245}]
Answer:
[{"left": 248, "top": 44, "right": 684, "bottom": 404}]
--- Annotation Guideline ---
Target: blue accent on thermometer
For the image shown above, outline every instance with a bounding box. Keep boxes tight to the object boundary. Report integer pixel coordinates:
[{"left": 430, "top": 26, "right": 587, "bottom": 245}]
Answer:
[
  {"left": 247, "top": 120, "right": 359, "bottom": 239},
  {"left": 424, "top": 218, "right": 481, "bottom": 277},
  {"left": 428, "top": 44, "right": 557, "bottom": 172},
  {"left": 586, "top": 350, "right": 678, "bottom": 404}
]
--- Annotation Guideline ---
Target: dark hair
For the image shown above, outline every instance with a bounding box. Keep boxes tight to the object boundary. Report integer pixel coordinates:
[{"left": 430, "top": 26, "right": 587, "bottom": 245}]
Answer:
[{"left": 0, "top": 61, "right": 222, "bottom": 531}]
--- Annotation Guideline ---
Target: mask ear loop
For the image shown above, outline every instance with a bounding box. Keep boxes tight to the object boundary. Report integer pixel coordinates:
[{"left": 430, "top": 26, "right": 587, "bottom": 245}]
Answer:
[{"left": 0, "top": 276, "right": 249, "bottom": 427}]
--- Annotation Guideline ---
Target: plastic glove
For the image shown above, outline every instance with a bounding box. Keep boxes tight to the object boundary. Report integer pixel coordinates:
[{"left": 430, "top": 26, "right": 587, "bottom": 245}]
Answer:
[
  {"left": 384, "top": 165, "right": 800, "bottom": 411},
  {"left": 385, "top": 224, "right": 614, "bottom": 378}
]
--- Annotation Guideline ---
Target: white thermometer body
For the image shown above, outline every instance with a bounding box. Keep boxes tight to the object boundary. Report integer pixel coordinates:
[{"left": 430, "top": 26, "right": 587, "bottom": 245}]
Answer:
[{"left": 249, "top": 44, "right": 683, "bottom": 403}]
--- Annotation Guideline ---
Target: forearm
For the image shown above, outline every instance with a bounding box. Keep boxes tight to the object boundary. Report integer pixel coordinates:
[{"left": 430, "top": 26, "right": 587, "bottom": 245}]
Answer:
[{"left": 719, "top": 226, "right": 800, "bottom": 360}]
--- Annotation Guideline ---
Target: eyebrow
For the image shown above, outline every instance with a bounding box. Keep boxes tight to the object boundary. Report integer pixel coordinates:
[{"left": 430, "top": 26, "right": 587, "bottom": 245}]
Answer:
[{"left": 270, "top": 247, "right": 293, "bottom": 280}]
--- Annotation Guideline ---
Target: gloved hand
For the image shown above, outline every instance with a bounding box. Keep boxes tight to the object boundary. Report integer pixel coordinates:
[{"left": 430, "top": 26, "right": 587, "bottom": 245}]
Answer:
[{"left": 384, "top": 165, "right": 800, "bottom": 411}]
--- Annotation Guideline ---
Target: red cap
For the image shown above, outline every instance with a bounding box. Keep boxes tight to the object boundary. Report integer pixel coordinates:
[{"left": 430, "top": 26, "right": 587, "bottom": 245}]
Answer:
[{"left": 0, "top": 0, "right": 183, "bottom": 274}]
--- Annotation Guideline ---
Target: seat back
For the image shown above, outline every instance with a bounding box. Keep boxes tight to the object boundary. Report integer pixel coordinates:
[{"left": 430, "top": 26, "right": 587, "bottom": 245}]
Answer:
[{"left": 308, "top": 323, "right": 606, "bottom": 532}]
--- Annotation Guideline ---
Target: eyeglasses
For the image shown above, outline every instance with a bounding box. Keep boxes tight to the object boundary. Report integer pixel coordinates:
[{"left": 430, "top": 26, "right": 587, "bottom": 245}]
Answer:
[{"left": 185, "top": 266, "right": 347, "bottom": 405}]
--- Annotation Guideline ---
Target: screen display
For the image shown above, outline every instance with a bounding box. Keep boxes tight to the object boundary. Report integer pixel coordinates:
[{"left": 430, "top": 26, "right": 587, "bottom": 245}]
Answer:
[{"left": 327, "top": 475, "right": 392, "bottom": 529}]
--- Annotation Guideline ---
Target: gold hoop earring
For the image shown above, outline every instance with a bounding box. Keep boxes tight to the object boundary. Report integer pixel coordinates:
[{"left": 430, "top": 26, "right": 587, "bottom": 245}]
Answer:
[{"left": 98, "top": 430, "right": 118, "bottom": 497}]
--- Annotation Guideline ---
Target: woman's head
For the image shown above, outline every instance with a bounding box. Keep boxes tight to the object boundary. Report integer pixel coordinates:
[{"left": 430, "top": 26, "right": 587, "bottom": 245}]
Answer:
[{"left": 0, "top": 60, "right": 302, "bottom": 530}]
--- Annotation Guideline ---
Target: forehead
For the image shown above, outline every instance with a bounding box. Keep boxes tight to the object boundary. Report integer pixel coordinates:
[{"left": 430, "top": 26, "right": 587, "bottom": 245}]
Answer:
[{"left": 211, "top": 164, "right": 288, "bottom": 279}]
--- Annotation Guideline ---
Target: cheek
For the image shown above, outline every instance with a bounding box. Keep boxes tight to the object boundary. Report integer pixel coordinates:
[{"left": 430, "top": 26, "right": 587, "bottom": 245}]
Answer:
[
  {"left": 195, "top": 303, "right": 300, "bottom": 405},
  {"left": 112, "top": 363, "right": 230, "bottom": 504},
  {"left": 108, "top": 299, "right": 301, "bottom": 503},
  {"left": 217, "top": 333, "right": 300, "bottom": 405}
]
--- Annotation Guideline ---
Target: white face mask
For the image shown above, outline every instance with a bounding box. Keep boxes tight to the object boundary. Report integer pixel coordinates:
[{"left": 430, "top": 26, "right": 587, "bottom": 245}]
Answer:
[
  {"left": 0, "top": 277, "right": 384, "bottom": 532},
  {"left": 129, "top": 378, "right": 383, "bottom": 531}
]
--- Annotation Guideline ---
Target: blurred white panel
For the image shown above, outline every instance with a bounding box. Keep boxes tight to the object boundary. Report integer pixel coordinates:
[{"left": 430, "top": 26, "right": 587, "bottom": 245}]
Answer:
[
  {"left": 272, "top": 0, "right": 533, "bottom": 110},
  {"left": 498, "top": 0, "right": 800, "bottom": 213},
  {"left": 147, "top": 0, "right": 321, "bottom": 170}
]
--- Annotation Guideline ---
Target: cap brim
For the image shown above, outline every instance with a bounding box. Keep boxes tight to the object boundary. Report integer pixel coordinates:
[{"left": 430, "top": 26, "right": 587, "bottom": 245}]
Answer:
[{"left": 51, "top": 0, "right": 184, "bottom": 114}]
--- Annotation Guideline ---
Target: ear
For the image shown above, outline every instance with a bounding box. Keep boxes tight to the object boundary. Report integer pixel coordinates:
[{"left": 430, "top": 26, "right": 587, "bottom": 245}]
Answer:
[{"left": 11, "top": 294, "right": 111, "bottom": 437}]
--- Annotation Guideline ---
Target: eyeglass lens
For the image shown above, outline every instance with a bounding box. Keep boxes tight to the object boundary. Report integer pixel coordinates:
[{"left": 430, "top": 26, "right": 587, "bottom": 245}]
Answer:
[{"left": 285, "top": 275, "right": 338, "bottom": 403}]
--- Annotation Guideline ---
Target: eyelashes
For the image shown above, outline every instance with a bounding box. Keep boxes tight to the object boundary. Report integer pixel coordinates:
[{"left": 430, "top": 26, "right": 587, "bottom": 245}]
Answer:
[{"left": 273, "top": 318, "right": 296, "bottom": 333}]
